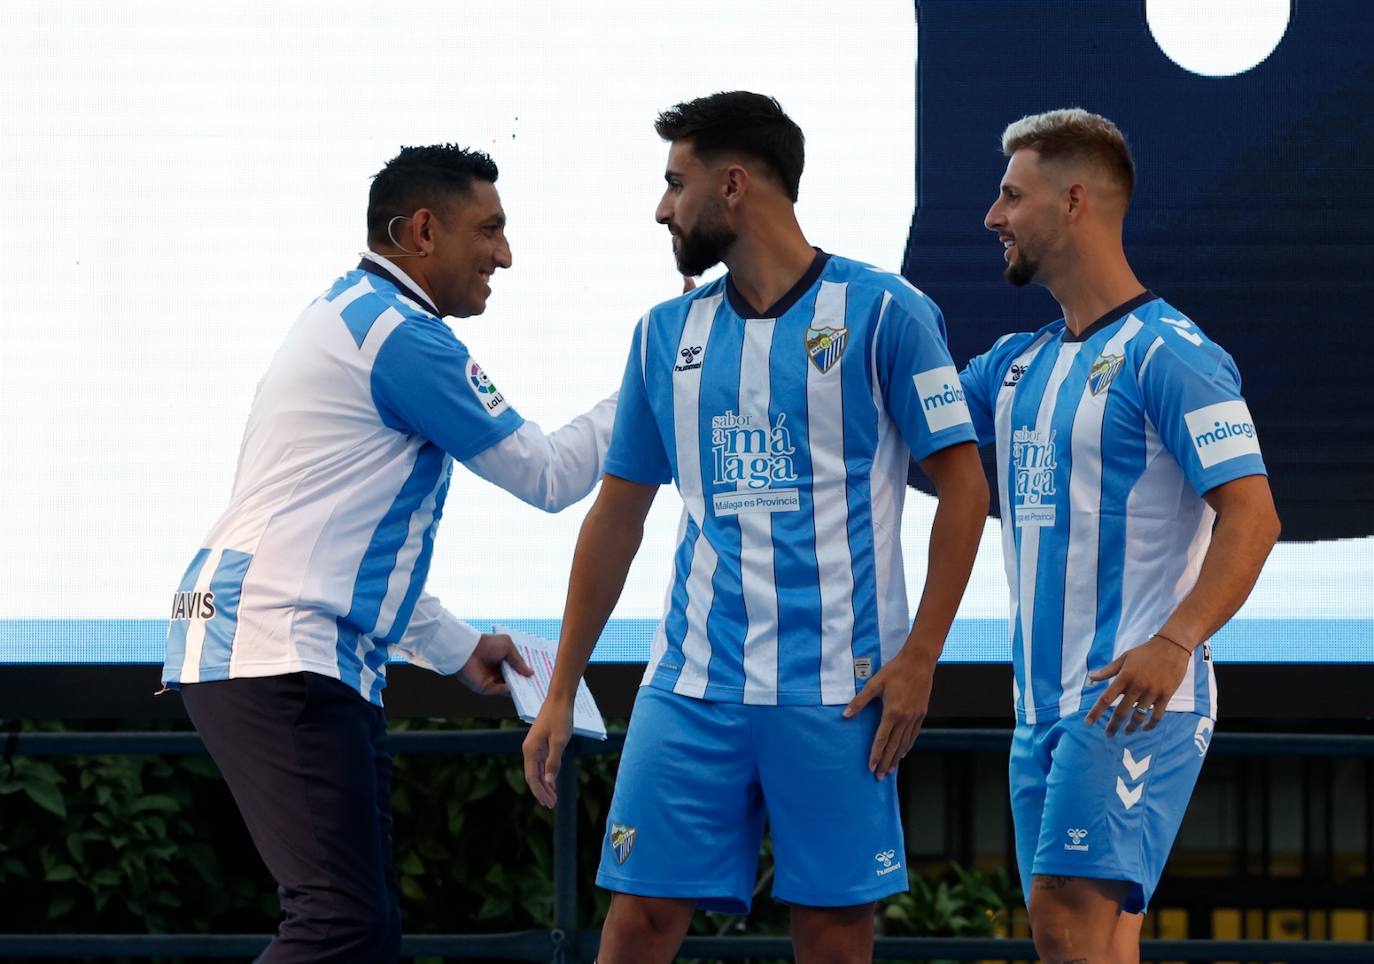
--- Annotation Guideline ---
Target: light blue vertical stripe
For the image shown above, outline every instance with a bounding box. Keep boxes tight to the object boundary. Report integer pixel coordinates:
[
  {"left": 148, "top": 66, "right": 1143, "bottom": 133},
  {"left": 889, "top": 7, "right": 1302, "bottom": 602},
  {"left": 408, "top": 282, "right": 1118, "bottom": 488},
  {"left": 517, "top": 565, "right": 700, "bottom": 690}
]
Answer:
[
  {"left": 653, "top": 519, "right": 700, "bottom": 692},
  {"left": 1006, "top": 336, "right": 1062, "bottom": 713},
  {"left": 161, "top": 548, "right": 212, "bottom": 683},
  {"left": 770, "top": 310, "right": 823, "bottom": 702},
  {"left": 335, "top": 617, "right": 364, "bottom": 695},
  {"left": 1084, "top": 363, "right": 1148, "bottom": 700},
  {"left": 197, "top": 549, "right": 254, "bottom": 681},
  {"left": 344, "top": 443, "right": 446, "bottom": 637},
  {"left": 701, "top": 311, "right": 747, "bottom": 701},
  {"left": 840, "top": 286, "right": 882, "bottom": 678},
  {"left": 1035, "top": 342, "right": 1100, "bottom": 710}
]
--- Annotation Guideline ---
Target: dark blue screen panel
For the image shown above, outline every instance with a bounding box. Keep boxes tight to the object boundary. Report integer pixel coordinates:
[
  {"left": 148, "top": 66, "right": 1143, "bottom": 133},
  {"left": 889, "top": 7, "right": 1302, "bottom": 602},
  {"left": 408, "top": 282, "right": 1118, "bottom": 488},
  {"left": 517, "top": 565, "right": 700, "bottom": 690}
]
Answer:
[{"left": 905, "top": 0, "right": 1374, "bottom": 542}]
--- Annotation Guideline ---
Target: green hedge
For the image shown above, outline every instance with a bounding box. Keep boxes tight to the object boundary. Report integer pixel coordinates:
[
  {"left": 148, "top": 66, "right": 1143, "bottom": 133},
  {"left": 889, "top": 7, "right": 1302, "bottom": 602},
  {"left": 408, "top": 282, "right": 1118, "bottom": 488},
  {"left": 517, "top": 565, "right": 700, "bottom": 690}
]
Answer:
[{"left": 0, "top": 718, "right": 1019, "bottom": 959}]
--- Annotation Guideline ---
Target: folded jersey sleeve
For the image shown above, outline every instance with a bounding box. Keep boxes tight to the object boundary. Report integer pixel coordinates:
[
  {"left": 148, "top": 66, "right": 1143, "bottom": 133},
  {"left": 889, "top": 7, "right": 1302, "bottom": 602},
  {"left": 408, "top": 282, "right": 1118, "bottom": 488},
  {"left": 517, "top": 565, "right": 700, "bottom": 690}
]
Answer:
[
  {"left": 1138, "top": 321, "right": 1267, "bottom": 496},
  {"left": 371, "top": 318, "right": 524, "bottom": 461},
  {"left": 602, "top": 318, "right": 673, "bottom": 485},
  {"left": 873, "top": 289, "right": 979, "bottom": 461},
  {"left": 959, "top": 332, "right": 1035, "bottom": 446}
]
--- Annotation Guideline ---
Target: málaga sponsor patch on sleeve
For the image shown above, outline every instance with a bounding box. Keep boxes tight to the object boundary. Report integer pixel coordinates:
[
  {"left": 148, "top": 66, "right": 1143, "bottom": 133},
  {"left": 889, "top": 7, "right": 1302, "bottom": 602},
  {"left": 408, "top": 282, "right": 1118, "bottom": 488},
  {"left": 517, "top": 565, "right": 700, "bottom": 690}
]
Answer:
[
  {"left": 1184, "top": 400, "right": 1260, "bottom": 468},
  {"left": 912, "top": 366, "right": 972, "bottom": 433}
]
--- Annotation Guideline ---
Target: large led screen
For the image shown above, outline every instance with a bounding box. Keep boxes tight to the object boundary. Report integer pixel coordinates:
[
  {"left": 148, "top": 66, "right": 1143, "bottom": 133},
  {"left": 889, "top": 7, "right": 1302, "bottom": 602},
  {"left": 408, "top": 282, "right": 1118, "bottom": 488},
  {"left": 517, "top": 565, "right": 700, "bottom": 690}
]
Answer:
[{"left": 1, "top": 0, "right": 1369, "bottom": 667}]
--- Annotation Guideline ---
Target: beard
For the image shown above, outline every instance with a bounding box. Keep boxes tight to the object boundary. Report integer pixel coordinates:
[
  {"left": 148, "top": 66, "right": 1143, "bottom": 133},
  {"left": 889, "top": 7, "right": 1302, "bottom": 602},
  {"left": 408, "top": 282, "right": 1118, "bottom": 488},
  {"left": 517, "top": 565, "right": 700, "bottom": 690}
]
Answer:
[
  {"left": 673, "top": 202, "right": 737, "bottom": 277},
  {"left": 1004, "top": 250, "right": 1038, "bottom": 287}
]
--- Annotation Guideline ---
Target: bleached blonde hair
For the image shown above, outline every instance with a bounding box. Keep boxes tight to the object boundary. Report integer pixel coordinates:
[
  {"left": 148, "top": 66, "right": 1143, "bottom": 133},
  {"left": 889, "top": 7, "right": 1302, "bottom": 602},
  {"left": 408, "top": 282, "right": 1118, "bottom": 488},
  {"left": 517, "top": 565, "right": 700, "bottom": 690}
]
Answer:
[{"left": 1001, "top": 108, "right": 1135, "bottom": 200}]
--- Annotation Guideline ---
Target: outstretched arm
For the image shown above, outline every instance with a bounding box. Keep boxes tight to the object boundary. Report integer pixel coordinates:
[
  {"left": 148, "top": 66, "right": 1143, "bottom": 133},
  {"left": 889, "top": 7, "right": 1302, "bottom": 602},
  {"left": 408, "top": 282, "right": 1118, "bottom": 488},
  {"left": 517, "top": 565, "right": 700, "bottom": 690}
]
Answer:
[
  {"left": 522, "top": 474, "right": 659, "bottom": 806},
  {"left": 463, "top": 392, "right": 617, "bottom": 512}
]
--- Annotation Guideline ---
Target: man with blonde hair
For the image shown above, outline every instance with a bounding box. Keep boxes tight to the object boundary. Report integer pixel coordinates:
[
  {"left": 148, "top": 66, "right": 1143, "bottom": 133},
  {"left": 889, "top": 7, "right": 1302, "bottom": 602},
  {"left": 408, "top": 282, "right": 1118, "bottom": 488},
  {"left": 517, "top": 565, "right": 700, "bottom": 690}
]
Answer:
[{"left": 957, "top": 109, "right": 1280, "bottom": 963}]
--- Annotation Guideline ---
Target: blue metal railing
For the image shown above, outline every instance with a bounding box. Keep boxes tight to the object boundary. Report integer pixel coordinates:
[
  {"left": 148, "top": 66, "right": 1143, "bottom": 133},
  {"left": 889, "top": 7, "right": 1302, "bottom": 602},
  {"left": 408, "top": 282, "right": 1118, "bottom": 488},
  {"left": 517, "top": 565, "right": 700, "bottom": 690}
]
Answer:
[{"left": 3, "top": 728, "right": 1372, "bottom": 961}]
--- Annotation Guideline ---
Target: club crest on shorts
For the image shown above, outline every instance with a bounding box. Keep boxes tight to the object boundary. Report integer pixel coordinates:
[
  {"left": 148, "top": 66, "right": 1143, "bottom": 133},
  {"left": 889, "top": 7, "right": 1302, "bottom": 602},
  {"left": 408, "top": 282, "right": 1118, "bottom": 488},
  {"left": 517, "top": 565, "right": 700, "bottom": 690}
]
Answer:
[
  {"left": 610, "top": 823, "right": 636, "bottom": 864},
  {"left": 1088, "top": 352, "right": 1125, "bottom": 396},
  {"left": 805, "top": 324, "right": 848, "bottom": 374}
]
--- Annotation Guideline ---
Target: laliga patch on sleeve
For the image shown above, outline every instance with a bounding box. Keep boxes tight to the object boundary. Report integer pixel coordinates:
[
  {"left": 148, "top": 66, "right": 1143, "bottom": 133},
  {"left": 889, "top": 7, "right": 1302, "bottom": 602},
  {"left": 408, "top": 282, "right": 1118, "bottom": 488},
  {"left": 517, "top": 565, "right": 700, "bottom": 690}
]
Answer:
[
  {"left": 911, "top": 366, "right": 972, "bottom": 433},
  {"left": 1184, "top": 399, "right": 1261, "bottom": 468},
  {"left": 465, "top": 359, "right": 510, "bottom": 417}
]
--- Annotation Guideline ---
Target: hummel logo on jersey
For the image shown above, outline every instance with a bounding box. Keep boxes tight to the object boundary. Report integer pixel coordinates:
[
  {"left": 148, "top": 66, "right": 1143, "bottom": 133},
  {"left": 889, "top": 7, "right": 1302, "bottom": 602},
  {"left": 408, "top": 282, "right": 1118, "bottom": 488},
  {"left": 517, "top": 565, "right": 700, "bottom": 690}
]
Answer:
[
  {"left": 1003, "top": 363, "right": 1028, "bottom": 387},
  {"left": 465, "top": 361, "right": 509, "bottom": 416},
  {"left": 805, "top": 324, "right": 848, "bottom": 374},
  {"left": 610, "top": 824, "right": 636, "bottom": 865},
  {"left": 874, "top": 849, "right": 903, "bottom": 876},
  {"left": 1012, "top": 427, "right": 1057, "bottom": 527},
  {"left": 1194, "top": 718, "right": 1215, "bottom": 757},
  {"left": 1064, "top": 828, "right": 1089, "bottom": 852},
  {"left": 1184, "top": 400, "right": 1261, "bottom": 468},
  {"left": 170, "top": 590, "right": 215, "bottom": 621},
  {"left": 674, "top": 345, "right": 703, "bottom": 372},
  {"left": 711, "top": 412, "right": 798, "bottom": 490},
  {"left": 1088, "top": 353, "right": 1125, "bottom": 396}
]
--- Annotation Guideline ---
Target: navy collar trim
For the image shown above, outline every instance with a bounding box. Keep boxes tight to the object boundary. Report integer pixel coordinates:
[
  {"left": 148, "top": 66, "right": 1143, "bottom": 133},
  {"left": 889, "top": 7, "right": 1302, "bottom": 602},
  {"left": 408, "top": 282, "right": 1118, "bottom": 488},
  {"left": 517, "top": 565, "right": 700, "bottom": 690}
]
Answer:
[
  {"left": 357, "top": 256, "right": 440, "bottom": 316},
  {"left": 1064, "top": 290, "right": 1157, "bottom": 343},
  {"left": 725, "top": 249, "right": 830, "bottom": 319}
]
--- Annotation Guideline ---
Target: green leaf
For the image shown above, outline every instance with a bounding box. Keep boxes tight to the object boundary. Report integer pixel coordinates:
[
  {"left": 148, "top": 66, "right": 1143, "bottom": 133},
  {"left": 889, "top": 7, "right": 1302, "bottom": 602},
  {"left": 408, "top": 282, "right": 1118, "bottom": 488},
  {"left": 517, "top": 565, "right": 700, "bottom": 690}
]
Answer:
[
  {"left": 21, "top": 780, "right": 66, "bottom": 818},
  {"left": 90, "top": 867, "right": 121, "bottom": 887},
  {"left": 131, "top": 794, "right": 180, "bottom": 814},
  {"left": 399, "top": 875, "right": 426, "bottom": 902},
  {"left": 398, "top": 852, "right": 424, "bottom": 876},
  {"left": 44, "top": 863, "right": 77, "bottom": 882},
  {"left": 46, "top": 893, "right": 77, "bottom": 919},
  {"left": 65, "top": 833, "right": 86, "bottom": 864}
]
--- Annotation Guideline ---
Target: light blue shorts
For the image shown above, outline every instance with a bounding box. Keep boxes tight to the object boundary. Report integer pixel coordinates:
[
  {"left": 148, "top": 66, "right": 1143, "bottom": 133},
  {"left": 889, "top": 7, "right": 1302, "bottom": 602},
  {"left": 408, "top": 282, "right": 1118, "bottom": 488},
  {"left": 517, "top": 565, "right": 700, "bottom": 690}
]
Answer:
[
  {"left": 1010, "top": 709, "right": 1213, "bottom": 913},
  {"left": 596, "top": 685, "right": 907, "bottom": 913}
]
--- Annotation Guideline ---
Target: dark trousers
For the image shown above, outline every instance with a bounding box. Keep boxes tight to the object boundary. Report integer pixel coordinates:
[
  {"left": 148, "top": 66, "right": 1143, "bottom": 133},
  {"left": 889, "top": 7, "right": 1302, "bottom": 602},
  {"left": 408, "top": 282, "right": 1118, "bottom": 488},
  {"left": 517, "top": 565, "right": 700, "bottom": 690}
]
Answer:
[{"left": 181, "top": 672, "right": 401, "bottom": 963}]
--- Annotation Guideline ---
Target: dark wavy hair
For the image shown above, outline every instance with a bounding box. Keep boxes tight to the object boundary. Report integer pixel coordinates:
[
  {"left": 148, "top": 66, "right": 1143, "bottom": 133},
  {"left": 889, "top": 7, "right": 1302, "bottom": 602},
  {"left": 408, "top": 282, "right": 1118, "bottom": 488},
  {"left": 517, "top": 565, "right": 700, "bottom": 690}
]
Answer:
[
  {"left": 367, "top": 144, "right": 499, "bottom": 245},
  {"left": 655, "top": 91, "right": 805, "bottom": 202}
]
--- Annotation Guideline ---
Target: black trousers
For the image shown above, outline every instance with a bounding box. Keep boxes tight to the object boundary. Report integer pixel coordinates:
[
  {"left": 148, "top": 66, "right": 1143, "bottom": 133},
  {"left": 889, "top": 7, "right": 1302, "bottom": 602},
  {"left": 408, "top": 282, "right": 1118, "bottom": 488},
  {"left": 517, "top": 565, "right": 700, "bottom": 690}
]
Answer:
[{"left": 181, "top": 672, "right": 401, "bottom": 963}]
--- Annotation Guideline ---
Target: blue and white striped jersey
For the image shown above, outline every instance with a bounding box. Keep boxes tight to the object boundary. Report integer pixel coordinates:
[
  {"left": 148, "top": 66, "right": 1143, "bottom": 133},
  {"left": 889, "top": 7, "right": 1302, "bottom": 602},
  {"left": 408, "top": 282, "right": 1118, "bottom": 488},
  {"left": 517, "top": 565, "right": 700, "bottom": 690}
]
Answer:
[
  {"left": 162, "top": 254, "right": 524, "bottom": 705},
  {"left": 607, "top": 251, "right": 977, "bottom": 706},
  {"left": 960, "top": 292, "right": 1267, "bottom": 724}
]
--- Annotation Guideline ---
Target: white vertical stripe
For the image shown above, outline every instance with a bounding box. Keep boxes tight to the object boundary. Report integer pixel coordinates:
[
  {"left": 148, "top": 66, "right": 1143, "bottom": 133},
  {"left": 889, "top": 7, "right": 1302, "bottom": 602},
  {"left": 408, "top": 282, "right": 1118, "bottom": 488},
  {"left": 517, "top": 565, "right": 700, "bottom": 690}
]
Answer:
[
  {"left": 642, "top": 505, "right": 690, "bottom": 685},
  {"left": 177, "top": 548, "right": 225, "bottom": 684},
  {"left": 1015, "top": 342, "right": 1080, "bottom": 722},
  {"left": 808, "top": 281, "right": 858, "bottom": 703},
  {"left": 868, "top": 293, "right": 909, "bottom": 665},
  {"left": 1207, "top": 657, "right": 1218, "bottom": 720},
  {"left": 739, "top": 319, "right": 781, "bottom": 704},
  {"left": 670, "top": 295, "right": 722, "bottom": 699},
  {"left": 1059, "top": 318, "right": 1144, "bottom": 716},
  {"left": 994, "top": 333, "right": 1054, "bottom": 721},
  {"left": 1137, "top": 335, "right": 1164, "bottom": 381},
  {"left": 372, "top": 467, "right": 446, "bottom": 640}
]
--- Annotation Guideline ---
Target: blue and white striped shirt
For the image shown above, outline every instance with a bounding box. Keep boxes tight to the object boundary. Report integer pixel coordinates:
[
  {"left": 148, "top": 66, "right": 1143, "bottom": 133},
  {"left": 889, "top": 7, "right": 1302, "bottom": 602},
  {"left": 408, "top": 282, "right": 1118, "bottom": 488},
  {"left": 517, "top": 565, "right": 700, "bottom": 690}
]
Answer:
[
  {"left": 162, "top": 254, "right": 524, "bottom": 704},
  {"left": 960, "top": 292, "right": 1267, "bottom": 724},
  {"left": 607, "top": 251, "right": 977, "bottom": 705}
]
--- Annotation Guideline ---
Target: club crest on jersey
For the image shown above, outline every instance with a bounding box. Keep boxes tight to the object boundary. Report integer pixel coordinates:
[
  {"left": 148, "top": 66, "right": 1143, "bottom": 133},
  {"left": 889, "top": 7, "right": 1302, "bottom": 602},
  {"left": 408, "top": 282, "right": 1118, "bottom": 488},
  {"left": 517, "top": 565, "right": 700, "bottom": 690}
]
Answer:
[
  {"left": 1088, "top": 353, "right": 1125, "bottom": 396},
  {"left": 610, "top": 823, "right": 636, "bottom": 864},
  {"left": 805, "top": 324, "right": 848, "bottom": 374},
  {"left": 466, "top": 360, "right": 509, "bottom": 416}
]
